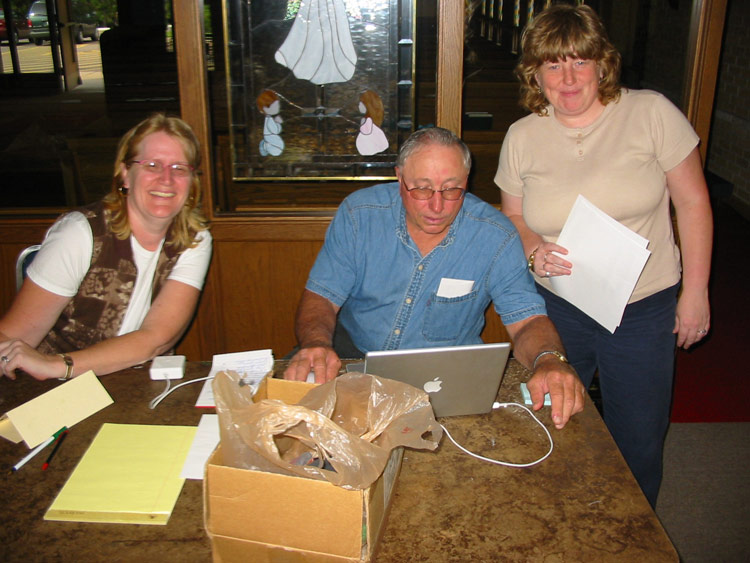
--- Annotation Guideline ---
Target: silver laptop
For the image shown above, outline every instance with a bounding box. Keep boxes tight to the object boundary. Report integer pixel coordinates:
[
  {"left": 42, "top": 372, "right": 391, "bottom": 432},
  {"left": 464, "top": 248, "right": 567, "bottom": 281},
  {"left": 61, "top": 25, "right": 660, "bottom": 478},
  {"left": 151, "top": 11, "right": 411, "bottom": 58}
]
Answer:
[{"left": 361, "top": 342, "right": 511, "bottom": 417}]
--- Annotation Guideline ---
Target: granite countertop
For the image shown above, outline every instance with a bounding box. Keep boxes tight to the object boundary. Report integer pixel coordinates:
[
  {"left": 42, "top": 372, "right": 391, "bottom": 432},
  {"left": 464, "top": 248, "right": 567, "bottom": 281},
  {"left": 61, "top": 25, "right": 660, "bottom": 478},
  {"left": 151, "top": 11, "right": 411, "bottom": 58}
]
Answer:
[{"left": 0, "top": 360, "right": 677, "bottom": 562}]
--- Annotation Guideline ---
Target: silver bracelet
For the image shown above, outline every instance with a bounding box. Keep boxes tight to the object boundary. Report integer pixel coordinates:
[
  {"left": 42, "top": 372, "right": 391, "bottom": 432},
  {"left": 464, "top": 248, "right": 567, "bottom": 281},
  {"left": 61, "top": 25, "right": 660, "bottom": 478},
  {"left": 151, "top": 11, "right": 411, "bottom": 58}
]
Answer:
[
  {"left": 532, "top": 350, "right": 568, "bottom": 371},
  {"left": 57, "top": 353, "right": 74, "bottom": 381}
]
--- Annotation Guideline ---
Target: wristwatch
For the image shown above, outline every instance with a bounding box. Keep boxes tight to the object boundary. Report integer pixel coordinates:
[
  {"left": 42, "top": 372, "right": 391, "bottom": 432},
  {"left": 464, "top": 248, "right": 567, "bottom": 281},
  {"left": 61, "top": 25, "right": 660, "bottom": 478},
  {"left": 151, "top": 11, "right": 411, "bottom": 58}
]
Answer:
[
  {"left": 57, "top": 354, "right": 74, "bottom": 381},
  {"left": 532, "top": 350, "right": 568, "bottom": 371}
]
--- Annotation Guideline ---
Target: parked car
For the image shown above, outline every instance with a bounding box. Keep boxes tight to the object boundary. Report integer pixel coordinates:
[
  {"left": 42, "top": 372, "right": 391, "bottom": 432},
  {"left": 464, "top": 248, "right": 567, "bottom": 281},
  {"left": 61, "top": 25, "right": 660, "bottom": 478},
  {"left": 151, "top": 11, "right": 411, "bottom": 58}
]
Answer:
[
  {"left": 0, "top": 9, "right": 33, "bottom": 44},
  {"left": 27, "top": 0, "right": 50, "bottom": 45},
  {"left": 28, "top": 0, "right": 100, "bottom": 45}
]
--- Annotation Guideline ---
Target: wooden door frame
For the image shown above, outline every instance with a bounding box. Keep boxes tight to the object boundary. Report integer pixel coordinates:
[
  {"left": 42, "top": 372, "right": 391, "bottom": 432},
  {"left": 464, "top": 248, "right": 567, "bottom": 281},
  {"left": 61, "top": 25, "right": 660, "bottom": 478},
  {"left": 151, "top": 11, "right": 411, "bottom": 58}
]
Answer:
[
  {"left": 56, "top": 0, "right": 81, "bottom": 91},
  {"left": 436, "top": 0, "right": 464, "bottom": 136},
  {"left": 683, "top": 0, "right": 728, "bottom": 163}
]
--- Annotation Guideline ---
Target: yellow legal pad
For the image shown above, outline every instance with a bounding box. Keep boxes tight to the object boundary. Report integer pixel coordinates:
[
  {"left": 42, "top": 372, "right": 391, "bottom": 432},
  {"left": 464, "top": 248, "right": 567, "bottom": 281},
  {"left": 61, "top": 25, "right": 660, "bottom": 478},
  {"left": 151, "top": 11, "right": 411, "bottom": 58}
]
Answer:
[{"left": 45, "top": 423, "right": 197, "bottom": 525}]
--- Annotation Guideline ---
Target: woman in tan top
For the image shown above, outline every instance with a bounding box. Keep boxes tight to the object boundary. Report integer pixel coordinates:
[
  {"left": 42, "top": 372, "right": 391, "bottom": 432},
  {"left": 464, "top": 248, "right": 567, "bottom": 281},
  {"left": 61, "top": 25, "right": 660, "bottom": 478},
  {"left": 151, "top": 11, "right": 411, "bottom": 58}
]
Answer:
[{"left": 494, "top": 4, "right": 712, "bottom": 507}]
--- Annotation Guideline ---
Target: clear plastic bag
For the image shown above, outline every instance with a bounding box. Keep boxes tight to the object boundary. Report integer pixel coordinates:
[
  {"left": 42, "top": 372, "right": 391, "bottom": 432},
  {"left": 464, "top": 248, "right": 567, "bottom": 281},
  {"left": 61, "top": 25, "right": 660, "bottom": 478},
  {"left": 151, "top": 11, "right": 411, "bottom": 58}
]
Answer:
[{"left": 213, "top": 371, "right": 442, "bottom": 490}]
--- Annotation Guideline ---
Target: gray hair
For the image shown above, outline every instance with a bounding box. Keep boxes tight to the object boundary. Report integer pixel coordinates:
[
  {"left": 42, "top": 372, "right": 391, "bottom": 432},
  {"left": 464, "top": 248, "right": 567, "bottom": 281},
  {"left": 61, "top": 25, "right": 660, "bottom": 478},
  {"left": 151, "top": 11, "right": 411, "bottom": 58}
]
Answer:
[{"left": 396, "top": 127, "right": 472, "bottom": 173}]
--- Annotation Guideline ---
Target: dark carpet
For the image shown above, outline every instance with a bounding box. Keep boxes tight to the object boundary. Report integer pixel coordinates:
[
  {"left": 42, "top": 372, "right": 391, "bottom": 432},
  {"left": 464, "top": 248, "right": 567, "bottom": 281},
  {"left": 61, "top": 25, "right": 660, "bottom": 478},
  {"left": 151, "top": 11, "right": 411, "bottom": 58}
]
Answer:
[{"left": 656, "top": 422, "right": 750, "bottom": 562}]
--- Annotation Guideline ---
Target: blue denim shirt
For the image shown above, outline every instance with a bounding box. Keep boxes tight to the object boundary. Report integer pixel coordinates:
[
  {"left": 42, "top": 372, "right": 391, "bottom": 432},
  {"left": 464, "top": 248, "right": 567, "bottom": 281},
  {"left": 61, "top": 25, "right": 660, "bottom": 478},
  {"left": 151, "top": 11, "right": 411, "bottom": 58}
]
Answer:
[{"left": 307, "top": 182, "right": 546, "bottom": 352}]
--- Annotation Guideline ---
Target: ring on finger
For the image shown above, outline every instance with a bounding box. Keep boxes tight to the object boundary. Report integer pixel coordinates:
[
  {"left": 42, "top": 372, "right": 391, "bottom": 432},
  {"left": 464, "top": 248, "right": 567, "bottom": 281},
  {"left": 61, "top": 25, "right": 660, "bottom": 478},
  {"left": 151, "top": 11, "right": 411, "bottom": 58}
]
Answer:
[
  {"left": 1, "top": 355, "right": 8, "bottom": 363},
  {"left": 697, "top": 329, "right": 707, "bottom": 335}
]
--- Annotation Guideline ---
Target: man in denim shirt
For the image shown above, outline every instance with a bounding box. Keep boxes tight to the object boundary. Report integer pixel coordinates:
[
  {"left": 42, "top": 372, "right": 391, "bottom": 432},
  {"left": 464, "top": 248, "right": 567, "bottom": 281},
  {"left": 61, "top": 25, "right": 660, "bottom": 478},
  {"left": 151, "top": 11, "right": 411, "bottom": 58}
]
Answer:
[{"left": 285, "top": 128, "right": 584, "bottom": 428}]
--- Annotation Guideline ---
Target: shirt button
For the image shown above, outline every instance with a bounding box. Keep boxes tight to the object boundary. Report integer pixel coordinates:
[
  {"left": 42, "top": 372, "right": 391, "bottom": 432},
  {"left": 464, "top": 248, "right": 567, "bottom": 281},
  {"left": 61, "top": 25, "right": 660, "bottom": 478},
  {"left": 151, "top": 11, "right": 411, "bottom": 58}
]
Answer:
[
  {"left": 405, "top": 298, "right": 412, "bottom": 304},
  {"left": 394, "top": 329, "right": 401, "bottom": 335},
  {"left": 418, "top": 264, "right": 424, "bottom": 271}
]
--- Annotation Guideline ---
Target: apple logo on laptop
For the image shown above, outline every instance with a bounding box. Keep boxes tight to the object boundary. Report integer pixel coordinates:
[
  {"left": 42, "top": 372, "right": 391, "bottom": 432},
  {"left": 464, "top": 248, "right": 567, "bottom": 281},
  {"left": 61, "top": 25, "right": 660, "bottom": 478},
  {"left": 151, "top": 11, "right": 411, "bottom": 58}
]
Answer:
[{"left": 423, "top": 377, "right": 442, "bottom": 394}]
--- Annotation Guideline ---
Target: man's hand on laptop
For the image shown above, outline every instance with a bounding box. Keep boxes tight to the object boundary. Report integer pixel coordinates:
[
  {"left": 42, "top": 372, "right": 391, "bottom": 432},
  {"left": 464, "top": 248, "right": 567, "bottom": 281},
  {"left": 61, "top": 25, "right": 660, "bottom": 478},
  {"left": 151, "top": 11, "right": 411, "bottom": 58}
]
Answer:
[
  {"left": 283, "top": 345, "right": 341, "bottom": 383},
  {"left": 527, "top": 358, "right": 585, "bottom": 430}
]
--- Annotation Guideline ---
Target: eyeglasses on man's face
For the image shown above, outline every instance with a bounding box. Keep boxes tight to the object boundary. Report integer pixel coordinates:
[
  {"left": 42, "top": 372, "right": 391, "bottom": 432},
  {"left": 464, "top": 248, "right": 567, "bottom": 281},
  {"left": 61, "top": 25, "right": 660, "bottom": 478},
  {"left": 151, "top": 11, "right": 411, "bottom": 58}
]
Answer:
[
  {"left": 130, "top": 159, "right": 195, "bottom": 179},
  {"left": 400, "top": 179, "right": 466, "bottom": 201}
]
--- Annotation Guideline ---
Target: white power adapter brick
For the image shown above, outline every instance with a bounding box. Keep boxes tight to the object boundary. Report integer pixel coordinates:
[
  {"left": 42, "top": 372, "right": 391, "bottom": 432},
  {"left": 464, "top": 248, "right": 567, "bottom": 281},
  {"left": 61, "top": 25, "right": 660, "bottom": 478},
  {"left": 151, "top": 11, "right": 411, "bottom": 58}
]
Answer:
[{"left": 149, "top": 355, "right": 186, "bottom": 380}]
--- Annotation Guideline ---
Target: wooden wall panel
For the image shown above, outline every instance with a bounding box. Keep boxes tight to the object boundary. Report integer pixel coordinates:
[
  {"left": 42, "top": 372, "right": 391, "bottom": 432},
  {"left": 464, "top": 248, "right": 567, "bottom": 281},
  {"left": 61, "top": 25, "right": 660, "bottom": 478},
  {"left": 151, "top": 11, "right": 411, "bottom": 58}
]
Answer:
[
  {"left": 211, "top": 240, "right": 323, "bottom": 355},
  {"left": 173, "top": 219, "right": 331, "bottom": 360},
  {"left": 0, "top": 245, "right": 26, "bottom": 310},
  {"left": 0, "top": 219, "right": 57, "bottom": 312},
  {"left": 173, "top": 252, "right": 221, "bottom": 361},
  {"left": 483, "top": 305, "right": 510, "bottom": 345}
]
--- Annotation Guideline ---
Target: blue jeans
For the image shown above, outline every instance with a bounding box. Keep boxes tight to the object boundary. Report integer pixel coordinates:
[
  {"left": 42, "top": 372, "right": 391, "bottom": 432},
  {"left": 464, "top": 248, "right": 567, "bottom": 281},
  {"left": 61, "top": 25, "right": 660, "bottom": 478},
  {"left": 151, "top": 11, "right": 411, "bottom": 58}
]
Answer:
[{"left": 537, "top": 283, "right": 679, "bottom": 508}]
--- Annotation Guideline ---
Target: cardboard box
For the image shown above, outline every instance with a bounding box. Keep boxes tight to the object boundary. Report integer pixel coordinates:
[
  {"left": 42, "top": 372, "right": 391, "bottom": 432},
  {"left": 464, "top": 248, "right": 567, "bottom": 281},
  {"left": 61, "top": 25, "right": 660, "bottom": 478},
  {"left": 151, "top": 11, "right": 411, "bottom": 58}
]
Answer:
[{"left": 204, "top": 377, "right": 403, "bottom": 562}]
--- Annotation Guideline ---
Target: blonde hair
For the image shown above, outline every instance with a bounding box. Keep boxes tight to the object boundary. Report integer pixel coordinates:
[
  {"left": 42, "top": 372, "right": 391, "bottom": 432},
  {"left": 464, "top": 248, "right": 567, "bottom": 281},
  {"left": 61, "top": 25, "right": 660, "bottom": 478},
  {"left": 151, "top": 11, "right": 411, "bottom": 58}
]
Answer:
[
  {"left": 103, "top": 113, "right": 209, "bottom": 252},
  {"left": 516, "top": 4, "right": 622, "bottom": 116},
  {"left": 360, "top": 90, "right": 385, "bottom": 127}
]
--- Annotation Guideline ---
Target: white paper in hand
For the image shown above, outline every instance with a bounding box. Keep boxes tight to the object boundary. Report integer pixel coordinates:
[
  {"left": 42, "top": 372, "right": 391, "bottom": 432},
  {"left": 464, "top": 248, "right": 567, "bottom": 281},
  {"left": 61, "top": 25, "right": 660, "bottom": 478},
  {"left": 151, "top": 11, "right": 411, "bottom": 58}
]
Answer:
[{"left": 550, "top": 195, "right": 651, "bottom": 333}]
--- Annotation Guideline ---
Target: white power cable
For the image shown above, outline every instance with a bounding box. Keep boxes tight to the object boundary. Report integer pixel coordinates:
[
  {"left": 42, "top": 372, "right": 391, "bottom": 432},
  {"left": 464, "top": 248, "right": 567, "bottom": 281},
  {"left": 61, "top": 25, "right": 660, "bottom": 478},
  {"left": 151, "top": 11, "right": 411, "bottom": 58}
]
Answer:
[
  {"left": 440, "top": 402, "right": 554, "bottom": 468},
  {"left": 149, "top": 375, "right": 213, "bottom": 410}
]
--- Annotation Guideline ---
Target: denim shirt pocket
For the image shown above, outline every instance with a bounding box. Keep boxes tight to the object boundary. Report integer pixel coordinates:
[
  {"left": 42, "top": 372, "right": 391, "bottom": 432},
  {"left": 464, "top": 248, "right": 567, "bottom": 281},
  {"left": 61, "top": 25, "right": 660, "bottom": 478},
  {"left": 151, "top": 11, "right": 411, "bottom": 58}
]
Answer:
[{"left": 422, "top": 290, "right": 480, "bottom": 343}]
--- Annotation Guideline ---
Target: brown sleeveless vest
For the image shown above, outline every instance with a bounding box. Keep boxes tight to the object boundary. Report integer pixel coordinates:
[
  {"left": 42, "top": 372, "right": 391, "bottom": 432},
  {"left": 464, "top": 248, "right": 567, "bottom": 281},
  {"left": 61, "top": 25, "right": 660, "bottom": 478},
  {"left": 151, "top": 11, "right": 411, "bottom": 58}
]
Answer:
[{"left": 37, "top": 202, "right": 180, "bottom": 354}]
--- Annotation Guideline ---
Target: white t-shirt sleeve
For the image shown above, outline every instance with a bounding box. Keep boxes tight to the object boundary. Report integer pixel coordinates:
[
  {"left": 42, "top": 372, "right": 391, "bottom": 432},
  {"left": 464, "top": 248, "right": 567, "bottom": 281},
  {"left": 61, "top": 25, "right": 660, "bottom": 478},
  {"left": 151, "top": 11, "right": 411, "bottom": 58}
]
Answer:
[
  {"left": 167, "top": 229, "right": 213, "bottom": 290},
  {"left": 26, "top": 212, "right": 93, "bottom": 297}
]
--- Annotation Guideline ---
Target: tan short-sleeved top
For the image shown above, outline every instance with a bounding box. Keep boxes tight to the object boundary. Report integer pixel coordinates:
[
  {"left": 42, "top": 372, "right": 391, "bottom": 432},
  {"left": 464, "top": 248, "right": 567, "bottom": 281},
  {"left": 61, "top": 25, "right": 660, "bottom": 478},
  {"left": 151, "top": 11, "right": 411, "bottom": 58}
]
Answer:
[{"left": 494, "top": 89, "right": 699, "bottom": 303}]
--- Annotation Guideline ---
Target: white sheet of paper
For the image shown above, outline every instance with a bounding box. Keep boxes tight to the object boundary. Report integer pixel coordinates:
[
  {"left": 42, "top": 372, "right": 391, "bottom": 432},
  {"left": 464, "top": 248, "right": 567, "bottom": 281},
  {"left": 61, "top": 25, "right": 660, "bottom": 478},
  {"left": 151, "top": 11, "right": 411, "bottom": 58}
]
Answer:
[
  {"left": 436, "top": 278, "right": 474, "bottom": 298},
  {"left": 550, "top": 195, "right": 651, "bottom": 333},
  {"left": 195, "top": 380, "right": 214, "bottom": 408},
  {"left": 180, "top": 414, "right": 219, "bottom": 480},
  {"left": 195, "top": 349, "right": 274, "bottom": 407}
]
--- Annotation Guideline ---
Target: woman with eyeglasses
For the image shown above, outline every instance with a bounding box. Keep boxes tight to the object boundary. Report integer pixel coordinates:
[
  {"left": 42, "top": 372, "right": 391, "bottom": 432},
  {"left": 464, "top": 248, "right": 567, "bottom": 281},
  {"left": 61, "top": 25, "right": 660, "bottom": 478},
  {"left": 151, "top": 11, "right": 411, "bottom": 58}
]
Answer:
[{"left": 0, "top": 113, "right": 212, "bottom": 381}]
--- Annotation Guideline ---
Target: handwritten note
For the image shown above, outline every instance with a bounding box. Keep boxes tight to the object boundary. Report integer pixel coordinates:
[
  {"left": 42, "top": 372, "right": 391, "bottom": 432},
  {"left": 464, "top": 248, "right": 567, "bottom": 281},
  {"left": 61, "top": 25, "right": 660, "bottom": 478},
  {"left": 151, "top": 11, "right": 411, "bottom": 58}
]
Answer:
[{"left": 195, "top": 349, "right": 274, "bottom": 407}]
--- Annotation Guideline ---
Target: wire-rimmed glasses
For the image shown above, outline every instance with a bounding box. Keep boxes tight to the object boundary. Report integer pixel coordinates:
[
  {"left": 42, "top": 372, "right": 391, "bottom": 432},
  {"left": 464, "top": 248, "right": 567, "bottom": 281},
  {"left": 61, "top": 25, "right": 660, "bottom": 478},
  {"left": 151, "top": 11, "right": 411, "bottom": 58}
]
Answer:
[{"left": 401, "top": 179, "right": 466, "bottom": 201}]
